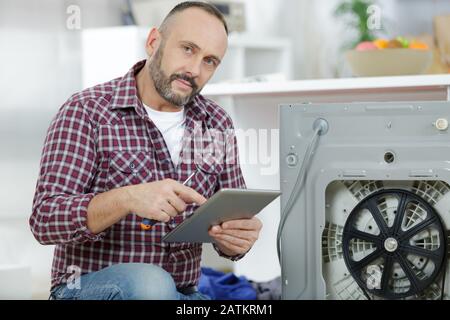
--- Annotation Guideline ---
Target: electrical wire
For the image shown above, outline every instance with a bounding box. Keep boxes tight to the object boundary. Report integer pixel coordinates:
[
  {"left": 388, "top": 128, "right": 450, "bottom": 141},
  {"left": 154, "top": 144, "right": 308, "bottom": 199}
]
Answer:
[{"left": 277, "top": 125, "right": 322, "bottom": 264}]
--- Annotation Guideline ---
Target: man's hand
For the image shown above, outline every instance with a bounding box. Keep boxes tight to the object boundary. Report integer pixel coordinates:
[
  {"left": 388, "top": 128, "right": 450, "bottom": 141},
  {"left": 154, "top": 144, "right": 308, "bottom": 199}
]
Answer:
[
  {"left": 208, "top": 217, "right": 263, "bottom": 257},
  {"left": 126, "top": 178, "right": 207, "bottom": 222},
  {"left": 87, "top": 178, "right": 206, "bottom": 235}
]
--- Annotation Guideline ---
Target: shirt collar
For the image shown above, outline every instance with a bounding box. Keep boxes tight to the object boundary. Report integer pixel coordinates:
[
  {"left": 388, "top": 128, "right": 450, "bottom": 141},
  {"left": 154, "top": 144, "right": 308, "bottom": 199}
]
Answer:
[{"left": 110, "top": 60, "right": 207, "bottom": 122}]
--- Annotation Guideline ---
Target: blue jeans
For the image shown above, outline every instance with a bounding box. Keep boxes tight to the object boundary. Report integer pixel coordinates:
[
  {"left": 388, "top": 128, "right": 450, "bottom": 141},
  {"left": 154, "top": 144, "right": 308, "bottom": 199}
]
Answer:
[{"left": 49, "top": 263, "right": 211, "bottom": 300}]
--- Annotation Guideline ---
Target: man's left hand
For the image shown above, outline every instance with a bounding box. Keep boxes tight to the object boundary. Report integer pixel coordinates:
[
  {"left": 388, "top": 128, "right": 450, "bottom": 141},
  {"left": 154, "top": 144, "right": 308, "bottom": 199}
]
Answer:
[{"left": 208, "top": 217, "right": 263, "bottom": 257}]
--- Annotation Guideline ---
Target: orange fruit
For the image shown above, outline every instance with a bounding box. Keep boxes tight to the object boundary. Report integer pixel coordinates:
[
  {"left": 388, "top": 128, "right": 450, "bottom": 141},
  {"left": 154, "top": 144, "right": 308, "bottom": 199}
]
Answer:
[
  {"left": 373, "top": 39, "right": 389, "bottom": 49},
  {"left": 409, "top": 41, "right": 429, "bottom": 50}
]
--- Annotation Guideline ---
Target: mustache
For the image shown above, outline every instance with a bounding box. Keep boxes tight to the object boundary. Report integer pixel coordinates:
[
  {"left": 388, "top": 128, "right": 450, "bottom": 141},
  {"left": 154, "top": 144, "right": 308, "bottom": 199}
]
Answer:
[{"left": 170, "top": 73, "right": 198, "bottom": 91}]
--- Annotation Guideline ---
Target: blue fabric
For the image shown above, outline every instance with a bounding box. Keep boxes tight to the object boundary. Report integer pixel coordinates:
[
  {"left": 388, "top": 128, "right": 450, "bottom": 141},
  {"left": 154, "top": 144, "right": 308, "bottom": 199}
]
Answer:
[{"left": 198, "top": 267, "right": 257, "bottom": 300}]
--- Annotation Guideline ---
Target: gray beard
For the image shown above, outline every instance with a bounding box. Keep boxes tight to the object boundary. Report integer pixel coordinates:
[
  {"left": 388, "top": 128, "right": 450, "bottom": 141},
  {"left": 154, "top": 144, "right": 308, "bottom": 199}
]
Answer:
[{"left": 148, "top": 46, "right": 200, "bottom": 107}]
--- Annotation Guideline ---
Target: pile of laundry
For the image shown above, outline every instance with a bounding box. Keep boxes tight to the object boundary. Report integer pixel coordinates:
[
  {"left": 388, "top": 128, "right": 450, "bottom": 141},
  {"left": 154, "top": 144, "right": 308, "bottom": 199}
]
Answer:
[{"left": 198, "top": 267, "right": 281, "bottom": 300}]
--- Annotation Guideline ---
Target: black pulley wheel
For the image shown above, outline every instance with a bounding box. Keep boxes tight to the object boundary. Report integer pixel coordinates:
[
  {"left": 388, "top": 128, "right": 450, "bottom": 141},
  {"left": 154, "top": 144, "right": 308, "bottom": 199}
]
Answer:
[{"left": 343, "top": 189, "right": 447, "bottom": 299}]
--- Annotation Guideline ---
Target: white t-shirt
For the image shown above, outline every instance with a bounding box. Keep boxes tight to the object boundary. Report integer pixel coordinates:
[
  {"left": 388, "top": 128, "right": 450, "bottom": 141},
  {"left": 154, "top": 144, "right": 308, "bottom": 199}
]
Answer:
[{"left": 144, "top": 104, "right": 186, "bottom": 166}]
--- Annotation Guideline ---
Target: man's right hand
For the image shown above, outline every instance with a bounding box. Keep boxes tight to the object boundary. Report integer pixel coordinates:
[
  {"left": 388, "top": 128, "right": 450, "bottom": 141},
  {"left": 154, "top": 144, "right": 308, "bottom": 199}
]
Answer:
[{"left": 124, "top": 179, "right": 207, "bottom": 223}]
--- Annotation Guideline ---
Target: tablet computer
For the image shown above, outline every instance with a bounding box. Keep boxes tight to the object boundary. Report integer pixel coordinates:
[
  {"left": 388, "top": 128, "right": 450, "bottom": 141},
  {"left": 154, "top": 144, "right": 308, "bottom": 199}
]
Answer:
[{"left": 162, "top": 188, "right": 281, "bottom": 243}]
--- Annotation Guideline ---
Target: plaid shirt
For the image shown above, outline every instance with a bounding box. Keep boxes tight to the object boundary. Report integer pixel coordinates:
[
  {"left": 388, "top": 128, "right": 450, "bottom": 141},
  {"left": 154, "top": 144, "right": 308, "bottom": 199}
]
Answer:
[{"left": 30, "top": 60, "right": 246, "bottom": 290}]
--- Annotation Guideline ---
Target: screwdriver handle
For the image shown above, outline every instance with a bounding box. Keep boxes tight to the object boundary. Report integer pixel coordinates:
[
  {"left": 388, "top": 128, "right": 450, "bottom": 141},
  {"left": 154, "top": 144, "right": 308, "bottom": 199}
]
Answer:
[{"left": 140, "top": 218, "right": 157, "bottom": 231}]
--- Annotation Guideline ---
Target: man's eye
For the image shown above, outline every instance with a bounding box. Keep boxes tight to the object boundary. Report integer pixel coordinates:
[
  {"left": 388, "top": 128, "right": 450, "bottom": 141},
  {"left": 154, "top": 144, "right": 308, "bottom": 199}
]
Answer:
[
  {"left": 204, "top": 58, "right": 217, "bottom": 67},
  {"left": 183, "top": 46, "right": 193, "bottom": 54}
]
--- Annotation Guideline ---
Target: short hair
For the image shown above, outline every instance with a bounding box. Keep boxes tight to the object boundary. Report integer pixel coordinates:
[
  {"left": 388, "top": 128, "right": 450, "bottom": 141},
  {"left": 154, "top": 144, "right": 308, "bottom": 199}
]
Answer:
[{"left": 159, "top": 1, "right": 229, "bottom": 36}]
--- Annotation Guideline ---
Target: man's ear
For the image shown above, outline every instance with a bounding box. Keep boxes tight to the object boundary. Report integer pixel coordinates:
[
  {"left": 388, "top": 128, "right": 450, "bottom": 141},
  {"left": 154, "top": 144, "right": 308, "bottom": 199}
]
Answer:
[{"left": 145, "top": 27, "right": 162, "bottom": 57}]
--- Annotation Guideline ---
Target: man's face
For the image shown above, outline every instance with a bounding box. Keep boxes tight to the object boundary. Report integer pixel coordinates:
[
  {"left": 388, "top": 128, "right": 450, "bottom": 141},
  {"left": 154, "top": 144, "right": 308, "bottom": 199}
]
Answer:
[{"left": 148, "top": 8, "right": 228, "bottom": 107}]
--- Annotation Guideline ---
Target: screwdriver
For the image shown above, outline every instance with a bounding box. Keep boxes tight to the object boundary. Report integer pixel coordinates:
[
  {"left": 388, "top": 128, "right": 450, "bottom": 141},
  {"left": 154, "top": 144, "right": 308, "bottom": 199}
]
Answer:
[{"left": 140, "top": 171, "right": 196, "bottom": 230}]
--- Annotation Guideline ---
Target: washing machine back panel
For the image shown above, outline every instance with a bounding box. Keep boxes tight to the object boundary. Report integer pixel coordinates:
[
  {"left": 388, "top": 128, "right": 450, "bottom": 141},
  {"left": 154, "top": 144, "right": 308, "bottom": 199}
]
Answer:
[{"left": 279, "top": 101, "right": 450, "bottom": 300}]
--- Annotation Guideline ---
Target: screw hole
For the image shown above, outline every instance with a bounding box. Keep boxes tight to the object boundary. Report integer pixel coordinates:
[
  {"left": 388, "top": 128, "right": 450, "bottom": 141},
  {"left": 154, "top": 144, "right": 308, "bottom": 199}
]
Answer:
[{"left": 384, "top": 152, "right": 395, "bottom": 164}]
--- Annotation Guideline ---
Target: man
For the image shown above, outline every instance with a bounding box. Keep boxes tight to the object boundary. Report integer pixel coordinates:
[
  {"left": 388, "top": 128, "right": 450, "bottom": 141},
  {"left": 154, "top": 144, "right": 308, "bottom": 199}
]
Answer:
[{"left": 30, "top": 1, "right": 262, "bottom": 300}]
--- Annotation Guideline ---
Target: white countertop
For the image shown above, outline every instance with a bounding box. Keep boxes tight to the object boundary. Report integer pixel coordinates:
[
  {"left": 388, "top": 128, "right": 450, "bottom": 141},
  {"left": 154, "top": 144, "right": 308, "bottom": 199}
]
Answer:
[{"left": 203, "top": 74, "right": 450, "bottom": 97}]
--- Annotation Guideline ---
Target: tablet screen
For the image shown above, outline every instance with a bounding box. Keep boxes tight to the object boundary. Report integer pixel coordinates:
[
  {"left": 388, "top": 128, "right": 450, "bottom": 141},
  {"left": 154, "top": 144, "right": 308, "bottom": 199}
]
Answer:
[{"left": 163, "top": 188, "right": 281, "bottom": 243}]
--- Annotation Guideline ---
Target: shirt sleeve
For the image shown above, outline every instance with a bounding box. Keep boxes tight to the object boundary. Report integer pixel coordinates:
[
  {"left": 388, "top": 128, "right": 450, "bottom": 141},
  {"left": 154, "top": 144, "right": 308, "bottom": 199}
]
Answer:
[
  {"left": 29, "top": 101, "right": 107, "bottom": 245},
  {"left": 212, "top": 117, "right": 248, "bottom": 261}
]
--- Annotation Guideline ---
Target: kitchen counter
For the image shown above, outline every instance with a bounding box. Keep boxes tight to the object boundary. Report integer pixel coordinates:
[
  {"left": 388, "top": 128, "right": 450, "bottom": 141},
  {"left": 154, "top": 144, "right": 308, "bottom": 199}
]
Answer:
[{"left": 204, "top": 74, "right": 450, "bottom": 100}]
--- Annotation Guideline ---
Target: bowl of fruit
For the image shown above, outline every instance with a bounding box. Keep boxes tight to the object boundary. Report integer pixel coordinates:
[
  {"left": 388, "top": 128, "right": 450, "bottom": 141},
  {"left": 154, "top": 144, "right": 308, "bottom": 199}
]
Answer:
[{"left": 346, "top": 37, "right": 432, "bottom": 77}]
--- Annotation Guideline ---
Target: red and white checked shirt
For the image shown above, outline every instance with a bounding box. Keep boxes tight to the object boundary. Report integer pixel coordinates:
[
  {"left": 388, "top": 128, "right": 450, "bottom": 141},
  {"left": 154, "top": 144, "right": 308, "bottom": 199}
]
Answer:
[{"left": 30, "top": 60, "right": 246, "bottom": 290}]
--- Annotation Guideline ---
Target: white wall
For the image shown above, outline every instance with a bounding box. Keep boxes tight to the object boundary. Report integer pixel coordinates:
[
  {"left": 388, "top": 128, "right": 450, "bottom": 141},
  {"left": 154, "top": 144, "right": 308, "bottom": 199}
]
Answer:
[
  {"left": 0, "top": 0, "right": 74, "bottom": 299},
  {"left": 0, "top": 0, "right": 125, "bottom": 299},
  {"left": 378, "top": 0, "right": 450, "bottom": 36}
]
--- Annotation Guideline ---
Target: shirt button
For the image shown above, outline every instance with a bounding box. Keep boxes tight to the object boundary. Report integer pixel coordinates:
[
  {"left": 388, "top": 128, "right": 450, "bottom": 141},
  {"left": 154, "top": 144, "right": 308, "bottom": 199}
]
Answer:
[{"left": 129, "top": 163, "right": 135, "bottom": 169}]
